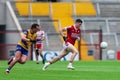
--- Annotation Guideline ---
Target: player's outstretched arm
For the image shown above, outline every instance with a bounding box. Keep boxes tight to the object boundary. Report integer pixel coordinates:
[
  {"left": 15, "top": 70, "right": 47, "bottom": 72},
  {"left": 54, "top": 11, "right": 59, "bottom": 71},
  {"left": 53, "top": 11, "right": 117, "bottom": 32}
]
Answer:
[{"left": 59, "top": 28, "right": 66, "bottom": 36}]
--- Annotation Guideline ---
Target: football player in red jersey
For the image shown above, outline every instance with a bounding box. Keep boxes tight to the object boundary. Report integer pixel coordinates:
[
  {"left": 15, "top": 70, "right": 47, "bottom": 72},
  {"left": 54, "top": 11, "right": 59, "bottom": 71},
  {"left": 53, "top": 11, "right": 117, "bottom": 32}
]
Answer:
[{"left": 42, "top": 19, "right": 82, "bottom": 70}]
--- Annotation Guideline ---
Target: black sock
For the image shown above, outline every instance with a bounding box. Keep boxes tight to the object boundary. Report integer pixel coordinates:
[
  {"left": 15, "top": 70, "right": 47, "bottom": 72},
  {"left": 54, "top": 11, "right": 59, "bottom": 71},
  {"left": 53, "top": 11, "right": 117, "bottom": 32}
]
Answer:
[
  {"left": 8, "top": 66, "right": 11, "bottom": 71},
  {"left": 36, "top": 49, "right": 39, "bottom": 55}
]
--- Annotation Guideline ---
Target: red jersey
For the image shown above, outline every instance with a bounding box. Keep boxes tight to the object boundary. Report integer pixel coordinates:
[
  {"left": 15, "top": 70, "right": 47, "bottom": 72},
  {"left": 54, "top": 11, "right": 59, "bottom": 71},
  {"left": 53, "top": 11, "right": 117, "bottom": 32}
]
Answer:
[{"left": 65, "top": 25, "right": 80, "bottom": 45}]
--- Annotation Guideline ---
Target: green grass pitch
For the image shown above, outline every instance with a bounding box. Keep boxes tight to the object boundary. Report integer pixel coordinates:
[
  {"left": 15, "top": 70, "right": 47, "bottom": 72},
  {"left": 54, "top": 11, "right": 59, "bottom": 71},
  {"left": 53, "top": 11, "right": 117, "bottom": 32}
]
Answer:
[{"left": 0, "top": 60, "right": 120, "bottom": 80}]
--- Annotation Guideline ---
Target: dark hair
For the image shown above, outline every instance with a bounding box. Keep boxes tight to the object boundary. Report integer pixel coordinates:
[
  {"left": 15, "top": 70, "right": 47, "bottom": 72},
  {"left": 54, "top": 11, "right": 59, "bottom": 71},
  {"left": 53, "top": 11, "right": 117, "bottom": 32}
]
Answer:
[
  {"left": 75, "top": 19, "right": 82, "bottom": 23},
  {"left": 31, "top": 23, "right": 39, "bottom": 29}
]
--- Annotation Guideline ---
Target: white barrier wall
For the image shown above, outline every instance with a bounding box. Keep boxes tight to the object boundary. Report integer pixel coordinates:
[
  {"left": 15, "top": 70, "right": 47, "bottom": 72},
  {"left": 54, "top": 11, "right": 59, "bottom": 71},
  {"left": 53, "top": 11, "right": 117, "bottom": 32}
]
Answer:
[
  {"left": 33, "top": 51, "right": 79, "bottom": 61},
  {"left": 0, "top": 2, "right": 6, "bottom": 24}
]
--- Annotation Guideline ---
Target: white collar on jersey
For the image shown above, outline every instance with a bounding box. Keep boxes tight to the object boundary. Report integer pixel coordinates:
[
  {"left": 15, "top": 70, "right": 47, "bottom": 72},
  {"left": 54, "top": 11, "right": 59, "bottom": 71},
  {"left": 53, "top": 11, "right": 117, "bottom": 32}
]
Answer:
[{"left": 74, "top": 25, "right": 78, "bottom": 30}]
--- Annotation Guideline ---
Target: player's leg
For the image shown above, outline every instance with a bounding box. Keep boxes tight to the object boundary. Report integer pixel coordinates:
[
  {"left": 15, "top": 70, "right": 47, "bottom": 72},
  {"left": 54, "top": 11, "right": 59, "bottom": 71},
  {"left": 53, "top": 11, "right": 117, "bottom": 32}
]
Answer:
[
  {"left": 35, "top": 48, "right": 39, "bottom": 64},
  {"left": 18, "top": 47, "right": 28, "bottom": 64},
  {"left": 67, "top": 43, "right": 78, "bottom": 69},
  {"left": 42, "top": 49, "right": 68, "bottom": 70},
  {"left": 39, "top": 48, "right": 45, "bottom": 64},
  {"left": 36, "top": 43, "right": 45, "bottom": 64},
  {"left": 50, "top": 49, "right": 68, "bottom": 64},
  {"left": 18, "top": 54, "right": 27, "bottom": 64},
  {"left": 5, "top": 51, "right": 22, "bottom": 74},
  {"left": 8, "top": 56, "right": 14, "bottom": 65}
]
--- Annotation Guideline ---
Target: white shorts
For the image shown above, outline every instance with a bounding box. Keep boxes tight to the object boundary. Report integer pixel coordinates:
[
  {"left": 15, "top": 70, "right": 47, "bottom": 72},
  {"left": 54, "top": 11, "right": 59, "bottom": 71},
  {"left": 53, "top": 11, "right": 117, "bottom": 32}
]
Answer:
[{"left": 63, "top": 42, "right": 72, "bottom": 49}]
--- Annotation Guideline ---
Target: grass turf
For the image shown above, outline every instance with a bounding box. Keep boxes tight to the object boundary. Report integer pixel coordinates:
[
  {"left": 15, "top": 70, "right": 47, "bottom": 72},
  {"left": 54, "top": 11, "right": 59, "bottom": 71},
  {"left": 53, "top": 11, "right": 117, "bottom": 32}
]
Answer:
[{"left": 0, "top": 60, "right": 120, "bottom": 80}]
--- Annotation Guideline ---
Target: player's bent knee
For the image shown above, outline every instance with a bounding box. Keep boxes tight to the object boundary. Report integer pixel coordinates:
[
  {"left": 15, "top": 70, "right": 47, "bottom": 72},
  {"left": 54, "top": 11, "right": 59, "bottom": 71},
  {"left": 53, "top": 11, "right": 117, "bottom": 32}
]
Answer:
[
  {"left": 20, "top": 61, "right": 26, "bottom": 64},
  {"left": 20, "top": 60, "right": 26, "bottom": 64},
  {"left": 15, "top": 57, "right": 21, "bottom": 61},
  {"left": 76, "top": 51, "right": 78, "bottom": 54},
  {"left": 73, "top": 51, "right": 78, "bottom": 55}
]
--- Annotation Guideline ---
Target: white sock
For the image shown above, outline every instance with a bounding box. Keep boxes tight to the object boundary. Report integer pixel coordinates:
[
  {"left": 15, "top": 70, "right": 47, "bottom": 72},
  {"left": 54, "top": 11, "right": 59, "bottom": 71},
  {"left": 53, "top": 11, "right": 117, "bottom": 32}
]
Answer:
[
  {"left": 13, "top": 57, "right": 15, "bottom": 60},
  {"left": 68, "top": 63, "right": 72, "bottom": 66},
  {"left": 48, "top": 62, "right": 50, "bottom": 65}
]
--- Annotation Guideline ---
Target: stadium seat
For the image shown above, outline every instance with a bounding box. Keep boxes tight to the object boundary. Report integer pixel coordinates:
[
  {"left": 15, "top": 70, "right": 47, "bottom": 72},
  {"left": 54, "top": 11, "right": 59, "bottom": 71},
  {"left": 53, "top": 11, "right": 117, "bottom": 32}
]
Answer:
[
  {"left": 75, "top": 2, "right": 96, "bottom": 16},
  {"left": 32, "top": 3, "right": 49, "bottom": 16},
  {"left": 16, "top": 2, "right": 49, "bottom": 16},
  {"left": 16, "top": 1, "right": 96, "bottom": 16},
  {"left": 52, "top": 2, "right": 72, "bottom": 17},
  {"left": 16, "top": 3, "right": 29, "bottom": 16}
]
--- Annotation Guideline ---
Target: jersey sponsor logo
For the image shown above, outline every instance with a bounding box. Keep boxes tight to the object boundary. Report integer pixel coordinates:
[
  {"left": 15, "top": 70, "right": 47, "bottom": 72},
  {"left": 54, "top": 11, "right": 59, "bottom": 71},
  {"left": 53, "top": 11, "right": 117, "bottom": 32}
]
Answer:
[{"left": 71, "top": 33, "right": 79, "bottom": 38}]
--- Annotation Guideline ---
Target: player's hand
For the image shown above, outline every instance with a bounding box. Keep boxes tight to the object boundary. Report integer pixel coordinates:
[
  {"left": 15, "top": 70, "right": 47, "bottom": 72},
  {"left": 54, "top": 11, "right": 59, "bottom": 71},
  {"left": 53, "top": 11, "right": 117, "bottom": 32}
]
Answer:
[
  {"left": 77, "top": 37, "right": 80, "bottom": 41},
  {"left": 36, "top": 39, "right": 41, "bottom": 41},
  {"left": 63, "top": 36, "right": 67, "bottom": 41},
  {"left": 30, "top": 39, "right": 36, "bottom": 43},
  {"left": 36, "top": 38, "right": 44, "bottom": 41}
]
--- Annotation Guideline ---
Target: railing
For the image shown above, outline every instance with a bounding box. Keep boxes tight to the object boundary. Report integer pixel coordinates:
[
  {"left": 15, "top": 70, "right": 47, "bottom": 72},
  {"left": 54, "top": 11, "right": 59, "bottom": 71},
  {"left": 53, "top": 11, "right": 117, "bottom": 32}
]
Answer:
[
  {"left": 6, "top": 1, "right": 22, "bottom": 35},
  {"left": 80, "top": 17, "right": 120, "bottom": 47},
  {"left": 18, "top": 18, "right": 61, "bottom": 31}
]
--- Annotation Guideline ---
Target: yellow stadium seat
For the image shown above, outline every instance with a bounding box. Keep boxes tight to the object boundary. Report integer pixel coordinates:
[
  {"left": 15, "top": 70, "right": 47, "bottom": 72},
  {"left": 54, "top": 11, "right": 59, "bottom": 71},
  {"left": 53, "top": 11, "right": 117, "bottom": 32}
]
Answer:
[
  {"left": 16, "top": 3, "right": 29, "bottom": 16},
  {"left": 16, "top": 1, "right": 96, "bottom": 16},
  {"left": 32, "top": 3, "right": 49, "bottom": 16},
  {"left": 16, "top": 2, "right": 50, "bottom": 16},
  {"left": 75, "top": 1, "right": 96, "bottom": 16},
  {"left": 52, "top": 2, "right": 73, "bottom": 17}
]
